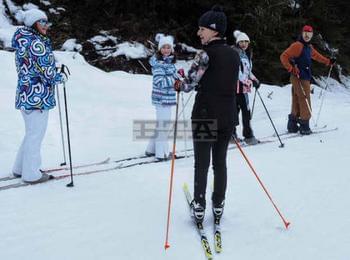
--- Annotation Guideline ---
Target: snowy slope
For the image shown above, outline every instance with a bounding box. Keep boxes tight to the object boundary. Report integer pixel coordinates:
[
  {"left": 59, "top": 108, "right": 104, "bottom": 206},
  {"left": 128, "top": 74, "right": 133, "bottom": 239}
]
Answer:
[{"left": 1, "top": 49, "right": 350, "bottom": 260}]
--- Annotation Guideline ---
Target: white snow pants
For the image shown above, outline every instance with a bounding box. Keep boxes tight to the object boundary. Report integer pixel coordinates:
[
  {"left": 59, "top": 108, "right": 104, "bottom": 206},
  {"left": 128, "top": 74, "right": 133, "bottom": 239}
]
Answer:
[
  {"left": 13, "top": 110, "right": 49, "bottom": 182},
  {"left": 146, "top": 105, "right": 172, "bottom": 159}
]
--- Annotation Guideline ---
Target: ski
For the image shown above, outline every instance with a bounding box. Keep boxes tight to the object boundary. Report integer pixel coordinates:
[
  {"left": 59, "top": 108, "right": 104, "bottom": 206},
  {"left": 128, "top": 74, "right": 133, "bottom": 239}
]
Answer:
[
  {"left": 0, "top": 157, "right": 111, "bottom": 182},
  {"left": 214, "top": 219, "right": 222, "bottom": 253},
  {"left": 183, "top": 183, "right": 213, "bottom": 260},
  {"left": 232, "top": 126, "right": 338, "bottom": 150},
  {"left": 0, "top": 154, "right": 152, "bottom": 182},
  {"left": 0, "top": 154, "right": 151, "bottom": 182},
  {"left": 209, "top": 184, "right": 222, "bottom": 253},
  {"left": 43, "top": 157, "right": 111, "bottom": 173},
  {"left": 277, "top": 126, "right": 338, "bottom": 139},
  {"left": 0, "top": 156, "right": 187, "bottom": 191},
  {"left": 272, "top": 124, "right": 328, "bottom": 137}
]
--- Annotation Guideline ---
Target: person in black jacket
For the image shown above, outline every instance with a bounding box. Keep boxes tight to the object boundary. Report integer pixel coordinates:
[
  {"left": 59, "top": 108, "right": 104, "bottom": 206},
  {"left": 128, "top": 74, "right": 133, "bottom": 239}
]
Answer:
[{"left": 175, "top": 5, "right": 240, "bottom": 223}]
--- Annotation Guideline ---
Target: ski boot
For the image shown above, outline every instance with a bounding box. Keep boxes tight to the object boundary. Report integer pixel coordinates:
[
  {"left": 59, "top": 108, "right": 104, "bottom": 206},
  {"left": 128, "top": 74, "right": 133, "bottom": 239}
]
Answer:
[
  {"left": 212, "top": 200, "right": 225, "bottom": 224},
  {"left": 244, "top": 136, "right": 260, "bottom": 145},
  {"left": 190, "top": 199, "right": 205, "bottom": 223},
  {"left": 299, "top": 119, "right": 312, "bottom": 135},
  {"left": 287, "top": 114, "right": 299, "bottom": 133}
]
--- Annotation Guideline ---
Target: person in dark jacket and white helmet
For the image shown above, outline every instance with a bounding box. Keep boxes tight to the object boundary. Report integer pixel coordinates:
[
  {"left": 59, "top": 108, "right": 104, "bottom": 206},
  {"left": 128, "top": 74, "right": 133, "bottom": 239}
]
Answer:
[{"left": 232, "top": 30, "right": 260, "bottom": 145}]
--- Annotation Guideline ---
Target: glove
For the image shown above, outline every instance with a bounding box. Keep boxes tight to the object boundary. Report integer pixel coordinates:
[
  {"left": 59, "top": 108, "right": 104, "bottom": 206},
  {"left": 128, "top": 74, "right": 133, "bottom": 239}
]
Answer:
[
  {"left": 289, "top": 66, "right": 300, "bottom": 77},
  {"left": 174, "top": 79, "right": 183, "bottom": 92},
  {"left": 57, "top": 64, "right": 70, "bottom": 83},
  {"left": 177, "top": 68, "right": 185, "bottom": 78},
  {"left": 60, "top": 72, "right": 68, "bottom": 83},
  {"left": 252, "top": 79, "right": 260, "bottom": 89},
  {"left": 329, "top": 57, "right": 336, "bottom": 65}
]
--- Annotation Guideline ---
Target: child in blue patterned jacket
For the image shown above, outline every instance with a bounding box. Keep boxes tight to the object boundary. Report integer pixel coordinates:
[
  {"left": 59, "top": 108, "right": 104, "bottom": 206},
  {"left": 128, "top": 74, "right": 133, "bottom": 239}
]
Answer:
[{"left": 145, "top": 34, "right": 178, "bottom": 161}]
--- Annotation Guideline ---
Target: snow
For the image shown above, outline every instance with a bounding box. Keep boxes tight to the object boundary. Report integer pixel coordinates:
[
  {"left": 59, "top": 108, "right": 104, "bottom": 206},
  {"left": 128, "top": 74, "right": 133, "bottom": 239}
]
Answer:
[
  {"left": 62, "top": 38, "right": 82, "bottom": 52},
  {"left": 23, "top": 3, "right": 39, "bottom": 10},
  {"left": 1, "top": 48, "right": 350, "bottom": 259},
  {"left": 56, "top": 7, "right": 66, "bottom": 12},
  {"left": 1, "top": 2, "right": 350, "bottom": 256},
  {"left": 48, "top": 8, "right": 59, "bottom": 15},
  {"left": 179, "top": 42, "right": 199, "bottom": 53},
  {"left": 4, "top": 0, "right": 20, "bottom": 14},
  {"left": 0, "top": 1, "right": 18, "bottom": 47},
  {"left": 111, "top": 41, "right": 150, "bottom": 59},
  {"left": 90, "top": 35, "right": 112, "bottom": 44},
  {"left": 288, "top": 0, "right": 300, "bottom": 9},
  {"left": 89, "top": 34, "right": 150, "bottom": 60},
  {"left": 40, "top": 0, "right": 51, "bottom": 6}
]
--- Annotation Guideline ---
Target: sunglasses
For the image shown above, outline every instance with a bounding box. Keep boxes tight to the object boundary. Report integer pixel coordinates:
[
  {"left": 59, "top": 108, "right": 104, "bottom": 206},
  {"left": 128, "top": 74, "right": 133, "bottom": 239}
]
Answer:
[{"left": 37, "top": 19, "right": 50, "bottom": 27}]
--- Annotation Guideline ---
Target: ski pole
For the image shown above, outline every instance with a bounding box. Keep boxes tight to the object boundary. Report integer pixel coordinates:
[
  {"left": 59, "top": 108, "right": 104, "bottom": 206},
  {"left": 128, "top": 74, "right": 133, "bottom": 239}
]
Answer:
[
  {"left": 233, "top": 139, "right": 290, "bottom": 229},
  {"left": 290, "top": 62, "right": 315, "bottom": 125},
  {"left": 315, "top": 65, "right": 333, "bottom": 127},
  {"left": 56, "top": 86, "right": 67, "bottom": 166},
  {"left": 181, "top": 92, "right": 188, "bottom": 158},
  {"left": 251, "top": 88, "right": 257, "bottom": 119},
  {"left": 60, "top": 65, "right": 74, "bottom": 188},
  {"left": 318, "top": 65, "right": 333, "bottom": 99},
  {"left": 296, "top": 78, "right": 316, "bottom": 125},
  {"left": 166, "top": 91, "right": 193, "bottom": 140},
  {"left": 256, "top": 90, "right": 284, "bottom": 148},
  {"left": 164, "top": 92, "right": 180, "bottom": 250}
]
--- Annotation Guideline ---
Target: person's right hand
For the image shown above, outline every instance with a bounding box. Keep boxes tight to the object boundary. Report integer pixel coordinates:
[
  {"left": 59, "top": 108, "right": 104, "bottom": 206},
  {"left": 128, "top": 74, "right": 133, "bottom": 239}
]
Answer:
[
  {"left": 60, "top": 72, "right": 69, "bottom": 83},
  {"left": 289, "top": 66, "right": 300, "bottom": 77},
  {"left": 174, "top": 79, "right": 183, "bottom": 92}
]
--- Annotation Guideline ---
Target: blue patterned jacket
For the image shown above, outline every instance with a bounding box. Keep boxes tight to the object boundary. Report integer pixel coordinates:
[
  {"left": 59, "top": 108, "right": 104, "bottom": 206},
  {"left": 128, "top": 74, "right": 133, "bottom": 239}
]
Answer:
[
  {"left": 149, "top": 55, "right": 177, "bottom": 106},
  {"left": 12, "top": 27, "right": 62, "bottom": 110}
]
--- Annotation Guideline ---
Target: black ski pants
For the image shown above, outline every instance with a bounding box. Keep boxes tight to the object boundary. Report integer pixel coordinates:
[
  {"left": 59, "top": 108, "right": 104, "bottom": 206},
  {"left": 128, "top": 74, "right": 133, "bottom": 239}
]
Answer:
[
  {"left": 192, "top": 125, "right": 232, "bottom": 208},
  {"left": 233, "top": 93, "right": 253, "bottom": 138}
]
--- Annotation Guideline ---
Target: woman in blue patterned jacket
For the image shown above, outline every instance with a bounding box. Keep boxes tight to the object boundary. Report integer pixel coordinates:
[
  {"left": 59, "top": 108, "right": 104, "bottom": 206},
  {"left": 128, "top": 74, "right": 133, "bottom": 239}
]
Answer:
[
  {"left": 12, "top": 9, "right": 65, "bottom": 184},
  {"left": 145, "top": 34, "right": 178, "bottom": 161}
]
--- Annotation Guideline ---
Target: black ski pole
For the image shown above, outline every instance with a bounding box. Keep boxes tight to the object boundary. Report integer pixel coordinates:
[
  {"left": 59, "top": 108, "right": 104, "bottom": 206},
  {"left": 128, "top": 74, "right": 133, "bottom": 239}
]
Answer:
[
  {"left": 56, "top": 86, "right": 67, "bottom": 166},
  {"left": 60, "top": 65, "right": 74, "bottom": 187},
  {"left": 256, "top": 90, "right": 284, "bottom": 148},
  {"left": 251, "top": 88, "right": 257, "bottom": 119}
]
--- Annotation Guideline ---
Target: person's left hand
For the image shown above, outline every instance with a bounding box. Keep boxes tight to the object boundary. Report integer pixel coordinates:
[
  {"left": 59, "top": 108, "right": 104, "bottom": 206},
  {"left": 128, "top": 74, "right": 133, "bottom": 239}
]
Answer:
[
  {"left": 329, "top": 57, "right": 336, "bottom": 66},
  {"left": 252, "top": 79, "right": 260, "bottom": 89}
]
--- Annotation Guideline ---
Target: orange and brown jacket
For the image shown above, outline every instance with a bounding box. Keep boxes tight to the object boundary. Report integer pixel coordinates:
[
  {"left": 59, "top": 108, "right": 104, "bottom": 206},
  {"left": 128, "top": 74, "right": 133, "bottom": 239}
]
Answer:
[{"left": 280, "top": 37, "right": 330, "bottom": 80}]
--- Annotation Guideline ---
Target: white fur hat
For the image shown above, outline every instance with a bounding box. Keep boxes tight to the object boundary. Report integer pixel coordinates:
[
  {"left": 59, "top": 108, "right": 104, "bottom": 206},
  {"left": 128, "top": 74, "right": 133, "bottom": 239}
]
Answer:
[
  {"left": 155, "top": 33, "right": 174, "bottom": 51},
  {"left": 16, "top": 9, "right": 48, "bottom": 27},
  {"left": 233, "top": 30, "right": 250, "bottom": 44}
]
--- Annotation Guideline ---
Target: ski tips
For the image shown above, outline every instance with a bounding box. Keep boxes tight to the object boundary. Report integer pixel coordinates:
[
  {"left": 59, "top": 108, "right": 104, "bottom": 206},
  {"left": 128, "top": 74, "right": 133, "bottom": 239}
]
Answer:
[{"left": 183, "top": 182, "right": 188, "bottom": 189}]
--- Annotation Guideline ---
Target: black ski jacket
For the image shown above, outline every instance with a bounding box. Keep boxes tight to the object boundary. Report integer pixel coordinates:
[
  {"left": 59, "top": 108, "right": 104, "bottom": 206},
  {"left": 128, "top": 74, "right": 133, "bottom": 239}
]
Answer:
[{"left": 192, "top": 39, "right": 240, "bottom": 130}]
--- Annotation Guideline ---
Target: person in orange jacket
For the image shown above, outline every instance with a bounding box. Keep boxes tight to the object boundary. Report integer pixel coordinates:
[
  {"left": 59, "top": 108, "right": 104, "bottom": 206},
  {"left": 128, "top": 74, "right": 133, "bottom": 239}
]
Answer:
[{"left": 280, "top": 25, "right": 336, "bottom": 135}]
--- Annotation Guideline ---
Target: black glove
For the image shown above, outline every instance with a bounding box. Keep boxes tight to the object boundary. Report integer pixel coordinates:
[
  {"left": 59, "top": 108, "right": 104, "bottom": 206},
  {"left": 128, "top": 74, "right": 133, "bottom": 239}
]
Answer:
[
  {"left": 252, "top": 80, "right": 260, "bottom": 89},
  {"left": 329, "top": 57, "right": 336, "bottom": 65}
]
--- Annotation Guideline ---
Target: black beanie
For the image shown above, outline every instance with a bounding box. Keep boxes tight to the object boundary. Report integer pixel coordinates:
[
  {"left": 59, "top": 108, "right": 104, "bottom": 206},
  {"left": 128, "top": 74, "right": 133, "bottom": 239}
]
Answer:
[{"left": 198, "top": 5, "right": 227, "bottom": 37}]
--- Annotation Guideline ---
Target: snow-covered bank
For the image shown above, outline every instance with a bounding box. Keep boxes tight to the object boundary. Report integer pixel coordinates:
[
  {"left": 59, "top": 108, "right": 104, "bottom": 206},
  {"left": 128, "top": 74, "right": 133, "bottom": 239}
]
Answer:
[{"left": 1, "top": 49, "right": 350, "bottom": 260}]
